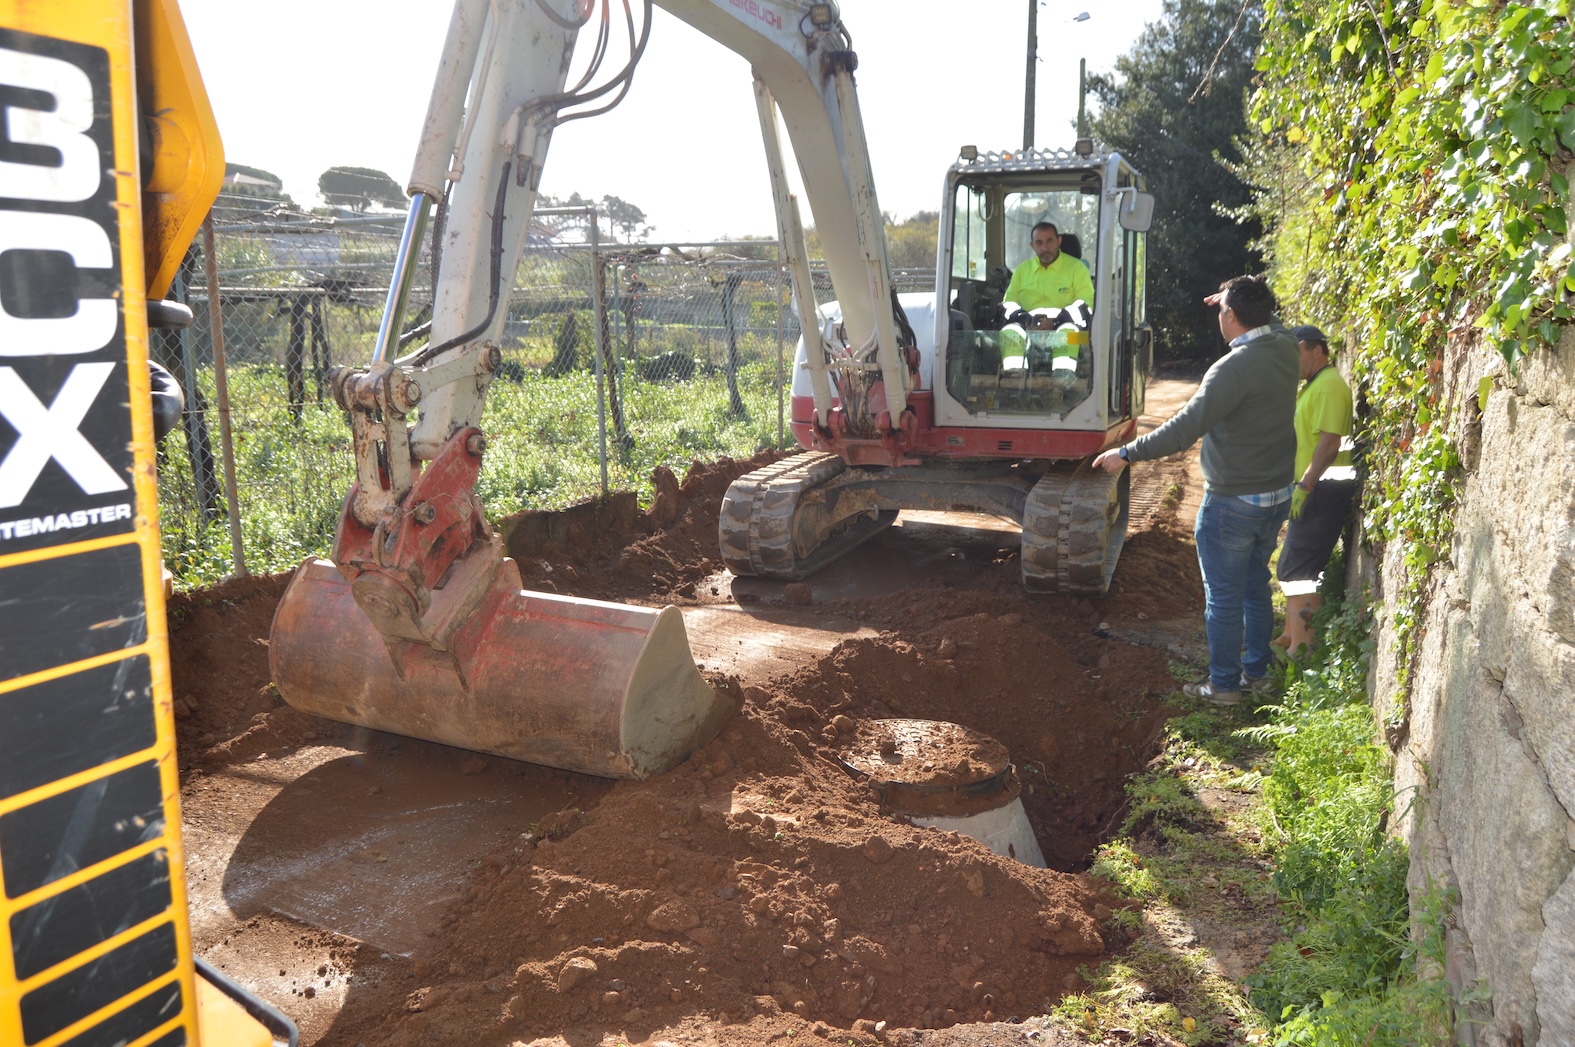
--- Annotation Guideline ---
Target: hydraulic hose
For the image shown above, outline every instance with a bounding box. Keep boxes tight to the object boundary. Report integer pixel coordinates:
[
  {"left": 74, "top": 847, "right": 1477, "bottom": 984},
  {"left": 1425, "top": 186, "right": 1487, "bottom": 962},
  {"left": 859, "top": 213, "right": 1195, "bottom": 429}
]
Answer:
[{"left": 407, "top": 159, "right": 512, "bottom": 367}]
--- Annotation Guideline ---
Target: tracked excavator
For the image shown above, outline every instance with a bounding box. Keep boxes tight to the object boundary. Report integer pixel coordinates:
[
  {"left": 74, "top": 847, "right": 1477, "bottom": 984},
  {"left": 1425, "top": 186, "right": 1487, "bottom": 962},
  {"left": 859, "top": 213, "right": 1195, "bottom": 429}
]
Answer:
[
  {"left": 0, "top": 0, "right": 1147, "bottom": 1039},
  {"left": 720, "top": 143, "right": 1155, "bottom": 595},
  {"left": 269, "top": 0, "right": 1152, "bottom": 779}
]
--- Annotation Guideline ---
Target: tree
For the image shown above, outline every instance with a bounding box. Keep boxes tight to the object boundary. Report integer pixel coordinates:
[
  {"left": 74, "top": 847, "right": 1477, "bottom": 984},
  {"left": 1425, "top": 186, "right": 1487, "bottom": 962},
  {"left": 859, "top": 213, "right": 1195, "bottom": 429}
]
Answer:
[
  {"left": 717, "top": 234, "right": 780, "bottom": 262},
  {"left": 317, "top": 166, "right": 405, "bottom": 212},
  {"left": 796, "top": 211, "right": 938, "bottom": 268},
  {"left": 224, "top": 162, "right": 285, "bottom": 196},
  {"left": 600, "top": 194, "right": 650, "bottom": 242},
  {"left": 884, "top": 210, "right": 939, "bottom": 268},
  {"left": 1088, "top": 0, "right": 1264, "bottom": 361},
  {"left": 533, "top": 192, "right": 652, "bottom": 243},
  {"left": 217, "top": 162, "right": 295, "bottom": 215}
]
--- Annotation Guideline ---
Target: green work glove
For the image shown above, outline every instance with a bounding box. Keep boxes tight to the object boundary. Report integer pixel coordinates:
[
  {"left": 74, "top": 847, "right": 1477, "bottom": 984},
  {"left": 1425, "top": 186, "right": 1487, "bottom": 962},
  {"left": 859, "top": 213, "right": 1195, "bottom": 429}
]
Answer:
[{"left": 1290, "top": 484, "right": 1309, "bottom": 520}]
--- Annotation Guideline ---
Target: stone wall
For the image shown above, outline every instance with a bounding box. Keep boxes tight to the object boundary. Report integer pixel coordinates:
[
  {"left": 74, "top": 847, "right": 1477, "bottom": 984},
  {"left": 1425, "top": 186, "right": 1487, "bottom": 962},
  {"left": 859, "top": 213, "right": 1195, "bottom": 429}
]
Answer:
[{"left": 1362, "top": 323, "right": 1575, "bottom": 1045}]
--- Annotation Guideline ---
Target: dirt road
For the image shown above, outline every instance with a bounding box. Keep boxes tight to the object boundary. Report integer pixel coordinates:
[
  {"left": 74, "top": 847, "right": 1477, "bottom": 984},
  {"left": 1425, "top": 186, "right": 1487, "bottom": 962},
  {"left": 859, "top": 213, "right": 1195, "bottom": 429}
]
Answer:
[{"left": 169, "top": 376, "right": 1205, "bottom": 1046}]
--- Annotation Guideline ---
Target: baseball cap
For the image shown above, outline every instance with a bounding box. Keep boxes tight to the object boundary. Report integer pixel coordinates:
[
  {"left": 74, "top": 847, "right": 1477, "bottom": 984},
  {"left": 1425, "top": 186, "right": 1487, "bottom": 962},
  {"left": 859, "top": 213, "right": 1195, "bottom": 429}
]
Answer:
[{"left": 1290, "top": 324, "right": 1328, "bottom": 346}]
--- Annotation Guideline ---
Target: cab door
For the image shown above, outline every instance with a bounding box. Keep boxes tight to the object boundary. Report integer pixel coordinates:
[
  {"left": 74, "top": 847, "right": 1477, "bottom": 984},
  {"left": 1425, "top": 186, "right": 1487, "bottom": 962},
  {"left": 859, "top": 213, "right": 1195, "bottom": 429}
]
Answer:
[{"left": 1106, "top": 171, "right": 1149, "bottom": 424}]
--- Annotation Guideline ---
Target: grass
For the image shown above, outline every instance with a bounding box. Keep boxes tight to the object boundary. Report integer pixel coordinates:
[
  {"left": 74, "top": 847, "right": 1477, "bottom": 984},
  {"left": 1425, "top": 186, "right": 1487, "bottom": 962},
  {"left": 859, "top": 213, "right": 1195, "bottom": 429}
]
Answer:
[
  {"left": 157, "top": 343, "right": 790, "bottom": 587},
  {"left": 1053, "top": 557, "right": 1462, "bottom": 1047}
]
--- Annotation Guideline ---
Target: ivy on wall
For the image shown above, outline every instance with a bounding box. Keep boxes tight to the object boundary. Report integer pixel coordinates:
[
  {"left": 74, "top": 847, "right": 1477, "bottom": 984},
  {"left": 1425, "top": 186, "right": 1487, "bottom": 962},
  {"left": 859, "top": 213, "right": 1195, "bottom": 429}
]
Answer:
[{"left": 1250, "top": 0, "right": 1573, "bottom": 686}]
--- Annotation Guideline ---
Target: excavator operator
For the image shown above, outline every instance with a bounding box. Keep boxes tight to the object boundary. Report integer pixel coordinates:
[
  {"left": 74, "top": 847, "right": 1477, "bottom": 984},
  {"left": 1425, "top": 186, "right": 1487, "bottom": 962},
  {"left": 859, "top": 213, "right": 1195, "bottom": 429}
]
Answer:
[{"left": 1002, "top": 221, "right": 1095, "bottom": 327}]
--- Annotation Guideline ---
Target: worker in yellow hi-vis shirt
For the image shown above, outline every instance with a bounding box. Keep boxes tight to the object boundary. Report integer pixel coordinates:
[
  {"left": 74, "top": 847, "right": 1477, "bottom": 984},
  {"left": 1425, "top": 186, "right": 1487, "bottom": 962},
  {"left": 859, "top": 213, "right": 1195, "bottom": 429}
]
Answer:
[
  {"left": 1002, "top": 221, "right": 1095, "bottom": 316},
  {"left": 1274, "top": 323, "right": 1358, "bottom": 656}
]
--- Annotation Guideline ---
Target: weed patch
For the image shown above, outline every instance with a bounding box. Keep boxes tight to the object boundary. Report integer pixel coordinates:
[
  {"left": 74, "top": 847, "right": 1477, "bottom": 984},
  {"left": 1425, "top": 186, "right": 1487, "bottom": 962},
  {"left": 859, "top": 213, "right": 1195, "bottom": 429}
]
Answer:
[
  {"left": 1058, "top": 578, "right": 1461, "bottom": 1046},
  {"left": 157, "top": 361, "right": 789, "bottom": 587}
]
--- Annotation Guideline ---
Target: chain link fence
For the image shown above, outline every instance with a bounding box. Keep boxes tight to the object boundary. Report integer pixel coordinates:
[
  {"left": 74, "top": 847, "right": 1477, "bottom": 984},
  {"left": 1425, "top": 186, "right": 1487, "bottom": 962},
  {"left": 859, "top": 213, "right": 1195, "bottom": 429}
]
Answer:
[{"left": 154, "top": 194, "right": 935, "bottom": 587}]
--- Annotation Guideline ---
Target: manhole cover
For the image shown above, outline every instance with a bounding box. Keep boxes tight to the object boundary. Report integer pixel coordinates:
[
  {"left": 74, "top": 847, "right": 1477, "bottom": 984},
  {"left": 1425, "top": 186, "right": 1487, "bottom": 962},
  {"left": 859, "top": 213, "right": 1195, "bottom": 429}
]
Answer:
[{"left": 838, "top": 718, "right": 1011, "bottom": 809}]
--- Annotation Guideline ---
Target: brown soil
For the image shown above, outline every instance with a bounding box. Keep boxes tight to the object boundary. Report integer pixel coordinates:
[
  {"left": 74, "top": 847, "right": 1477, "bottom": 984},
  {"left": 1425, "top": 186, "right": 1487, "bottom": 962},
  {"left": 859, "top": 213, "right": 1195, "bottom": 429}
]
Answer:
[{"left": 168, "top": 381, "right": 1210, "bottom": 1047}]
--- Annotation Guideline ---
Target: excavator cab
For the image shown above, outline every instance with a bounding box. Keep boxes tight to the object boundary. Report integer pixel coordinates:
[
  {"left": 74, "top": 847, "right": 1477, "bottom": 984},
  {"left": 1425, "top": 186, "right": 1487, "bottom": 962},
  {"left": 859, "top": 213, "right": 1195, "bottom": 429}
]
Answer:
[
  {"left": 935, "top": 149, "right": 1153, "bottom": 433},
  {"left": 946, "top": 178, "right": 1100, "bottom": 417}
]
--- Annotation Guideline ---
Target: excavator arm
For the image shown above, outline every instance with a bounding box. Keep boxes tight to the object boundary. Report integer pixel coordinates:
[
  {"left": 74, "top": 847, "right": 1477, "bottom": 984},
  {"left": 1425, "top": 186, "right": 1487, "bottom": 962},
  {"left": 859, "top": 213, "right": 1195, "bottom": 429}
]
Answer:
[
  {"left": 347, "top": 0, "right": 910, "bottom": 522},
  {"left": 271, "top": 0, "right": 916, "bottom": 779}
]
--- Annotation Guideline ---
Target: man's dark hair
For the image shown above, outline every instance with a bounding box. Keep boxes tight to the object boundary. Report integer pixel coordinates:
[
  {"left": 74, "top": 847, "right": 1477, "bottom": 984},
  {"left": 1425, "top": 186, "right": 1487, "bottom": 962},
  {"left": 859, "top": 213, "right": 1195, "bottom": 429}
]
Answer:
[
  {"left": 1032, "top": 221, "right": 1060, "bottom": 237},
  {"left": 1218, "top": 274, "right": 1276, "bottom": 328}
]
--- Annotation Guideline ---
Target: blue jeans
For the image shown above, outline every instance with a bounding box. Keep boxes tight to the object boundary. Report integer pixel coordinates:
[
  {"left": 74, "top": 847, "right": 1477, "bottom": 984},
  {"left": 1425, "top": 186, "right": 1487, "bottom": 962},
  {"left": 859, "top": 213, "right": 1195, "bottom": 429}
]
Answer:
[{"left": 1194, "top": 492, "right": 1291, "bottom": 691}]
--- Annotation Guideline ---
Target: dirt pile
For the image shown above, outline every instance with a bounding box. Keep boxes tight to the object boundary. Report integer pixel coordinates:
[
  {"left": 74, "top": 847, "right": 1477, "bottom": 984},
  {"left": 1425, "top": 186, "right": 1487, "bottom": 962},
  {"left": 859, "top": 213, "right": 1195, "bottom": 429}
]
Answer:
[
  {"left": 165, "top": 573, "right": 328, "bottom": 770},
  {"left": 305, "top": 627, "right": 1171, "bottom": 1045},
  {"left": 512, "top": 452, "right": 784, "bottom": 602},
  {"left": 170, "top": 440, "right": 1201, "bottom": 1046},
  {"left": 364, "top": 731, "right": 1113, "bottom": 1045}
]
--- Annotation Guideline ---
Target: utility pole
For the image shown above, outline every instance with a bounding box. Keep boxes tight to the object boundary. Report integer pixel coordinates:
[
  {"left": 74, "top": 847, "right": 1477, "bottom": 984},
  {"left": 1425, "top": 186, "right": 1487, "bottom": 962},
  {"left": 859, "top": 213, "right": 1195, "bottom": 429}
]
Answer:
[
  {"left": 1023, "top": 0, "right": 1037, "bottom": 150},
  {"left": 1078, "top": 57, "right": 1088, "bottom": 138}
]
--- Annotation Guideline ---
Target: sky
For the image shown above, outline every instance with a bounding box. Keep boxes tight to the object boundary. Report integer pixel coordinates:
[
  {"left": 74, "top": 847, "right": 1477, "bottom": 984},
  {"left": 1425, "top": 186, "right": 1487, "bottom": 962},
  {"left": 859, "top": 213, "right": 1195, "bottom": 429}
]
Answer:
[{"left": 181, "top": 0, "right": 1166, "bottom": 243}]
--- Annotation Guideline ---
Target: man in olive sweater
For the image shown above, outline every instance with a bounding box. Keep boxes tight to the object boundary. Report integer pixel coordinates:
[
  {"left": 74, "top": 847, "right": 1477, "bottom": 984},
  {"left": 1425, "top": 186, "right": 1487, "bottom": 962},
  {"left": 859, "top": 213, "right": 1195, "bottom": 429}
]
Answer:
[{"left": 1093, "top": 274, "right": 1299, "bottom": 704}]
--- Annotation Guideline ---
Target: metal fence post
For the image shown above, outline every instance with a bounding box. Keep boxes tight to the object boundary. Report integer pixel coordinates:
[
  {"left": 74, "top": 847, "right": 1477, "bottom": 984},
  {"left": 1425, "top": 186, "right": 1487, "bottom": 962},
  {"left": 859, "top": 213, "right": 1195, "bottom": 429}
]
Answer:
[
  {"left": 171, "top": 269, "right": 217, "bottom": 519},
  {"left": 722, "top": 270, "right": 745, "bottom": 418},
  {"left": 590, "top": 218, "right": 609, "bottom": 495},
  {"left": 201, "top": 214, "right": 247, "bottom": 577},
  {"left": 161, "top": 194, "right": 877, "bottom": 581}
]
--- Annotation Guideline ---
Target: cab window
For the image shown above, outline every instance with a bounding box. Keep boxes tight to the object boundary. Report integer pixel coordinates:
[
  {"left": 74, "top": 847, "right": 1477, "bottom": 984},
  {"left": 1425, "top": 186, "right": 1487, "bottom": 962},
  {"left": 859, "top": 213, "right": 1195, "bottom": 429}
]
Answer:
[{"left": 943, "top": 181, "right": 1101, "bottom": 419}]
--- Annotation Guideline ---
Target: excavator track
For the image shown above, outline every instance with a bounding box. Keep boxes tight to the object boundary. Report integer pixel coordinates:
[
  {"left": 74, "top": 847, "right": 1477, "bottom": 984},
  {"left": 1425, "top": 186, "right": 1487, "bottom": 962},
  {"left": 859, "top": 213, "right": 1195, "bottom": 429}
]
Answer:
[
  {"left": 720, "top": 452, "right": 897, "bottom": 579},
  {"left": 1021, "top": 465, "right": 1131, "bottom": 595}
]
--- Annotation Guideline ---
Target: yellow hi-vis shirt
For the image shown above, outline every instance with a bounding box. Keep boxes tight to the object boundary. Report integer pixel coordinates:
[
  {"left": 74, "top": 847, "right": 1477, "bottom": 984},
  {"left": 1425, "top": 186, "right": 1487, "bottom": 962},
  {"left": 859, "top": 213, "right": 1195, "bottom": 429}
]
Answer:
[
  {"left": 1003, "top": 251, "right": 1095, "bottom": 311},
  {"left": 1294, "top": 365, "right": 1354, "bottom": 477}
]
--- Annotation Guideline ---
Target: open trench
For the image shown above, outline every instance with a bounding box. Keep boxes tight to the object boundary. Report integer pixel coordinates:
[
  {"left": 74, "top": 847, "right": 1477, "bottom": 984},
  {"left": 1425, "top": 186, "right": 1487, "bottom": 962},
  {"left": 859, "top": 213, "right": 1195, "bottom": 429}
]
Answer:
[{"left": 168, "top": 378, "right": 1206, "bottom": 1047}]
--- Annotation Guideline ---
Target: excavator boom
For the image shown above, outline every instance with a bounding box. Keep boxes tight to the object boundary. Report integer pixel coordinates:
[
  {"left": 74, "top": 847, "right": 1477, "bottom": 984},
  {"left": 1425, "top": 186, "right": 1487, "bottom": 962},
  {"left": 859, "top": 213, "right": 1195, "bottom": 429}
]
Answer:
[{"left": 270, "top": 0, "right": 914, "bottom": 779}]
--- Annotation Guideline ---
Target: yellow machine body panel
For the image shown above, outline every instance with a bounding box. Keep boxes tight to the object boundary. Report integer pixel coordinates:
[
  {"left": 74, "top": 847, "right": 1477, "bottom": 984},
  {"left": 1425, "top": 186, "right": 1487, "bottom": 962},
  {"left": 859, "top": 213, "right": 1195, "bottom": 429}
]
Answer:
[
  {"left": 0, "top": 3, "right": 256, "bottom": 1046},
  {"left": 195, "top": 975, "right": 274, "bottom": 1047},
  {"left": 133, "top": 0, "right": 224, "bottom": 300}
]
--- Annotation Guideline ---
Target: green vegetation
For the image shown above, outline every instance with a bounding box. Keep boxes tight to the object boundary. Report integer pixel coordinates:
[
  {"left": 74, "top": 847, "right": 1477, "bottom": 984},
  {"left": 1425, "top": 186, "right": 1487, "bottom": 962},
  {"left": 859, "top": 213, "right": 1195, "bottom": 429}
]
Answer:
[
  {"left": 537, "top": 191, "right": 652, "bottom": 241},
  {"left": 1060, "top": 562, "right": 1460, "bottom": 1046},
  {"left": 158, "top": 229, "right": 794, "bottom": 589},
  {"left": 1120, "top": 6, "right": 1575, "bottom": 1040},
  {"left": 802, "top": 210, "right": 941, "bottom": 269},
  {"left": 1089, "top": 0, "right": 1266, "bottom": 361},
  {"left": 884, "top": 211, "right": 941, "bottom": 268},
  {"left": 317, "top": 165, "right": 405, "bottom": 212},
  {"left": 1066, "top": 703, "right": 1278, "bottom": 1044},
  {"left": 1244, "top": 591, "right": 1458, "bottom": 1042},
  {"left": 1246, "top": 0, "right": 1573, "bottom": 692},
  {"left": 157, "top": 348, "right": 786, "bottom": 588},
  {"left": 221, "top": 162, "right": 290, "bottom": 206}
]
